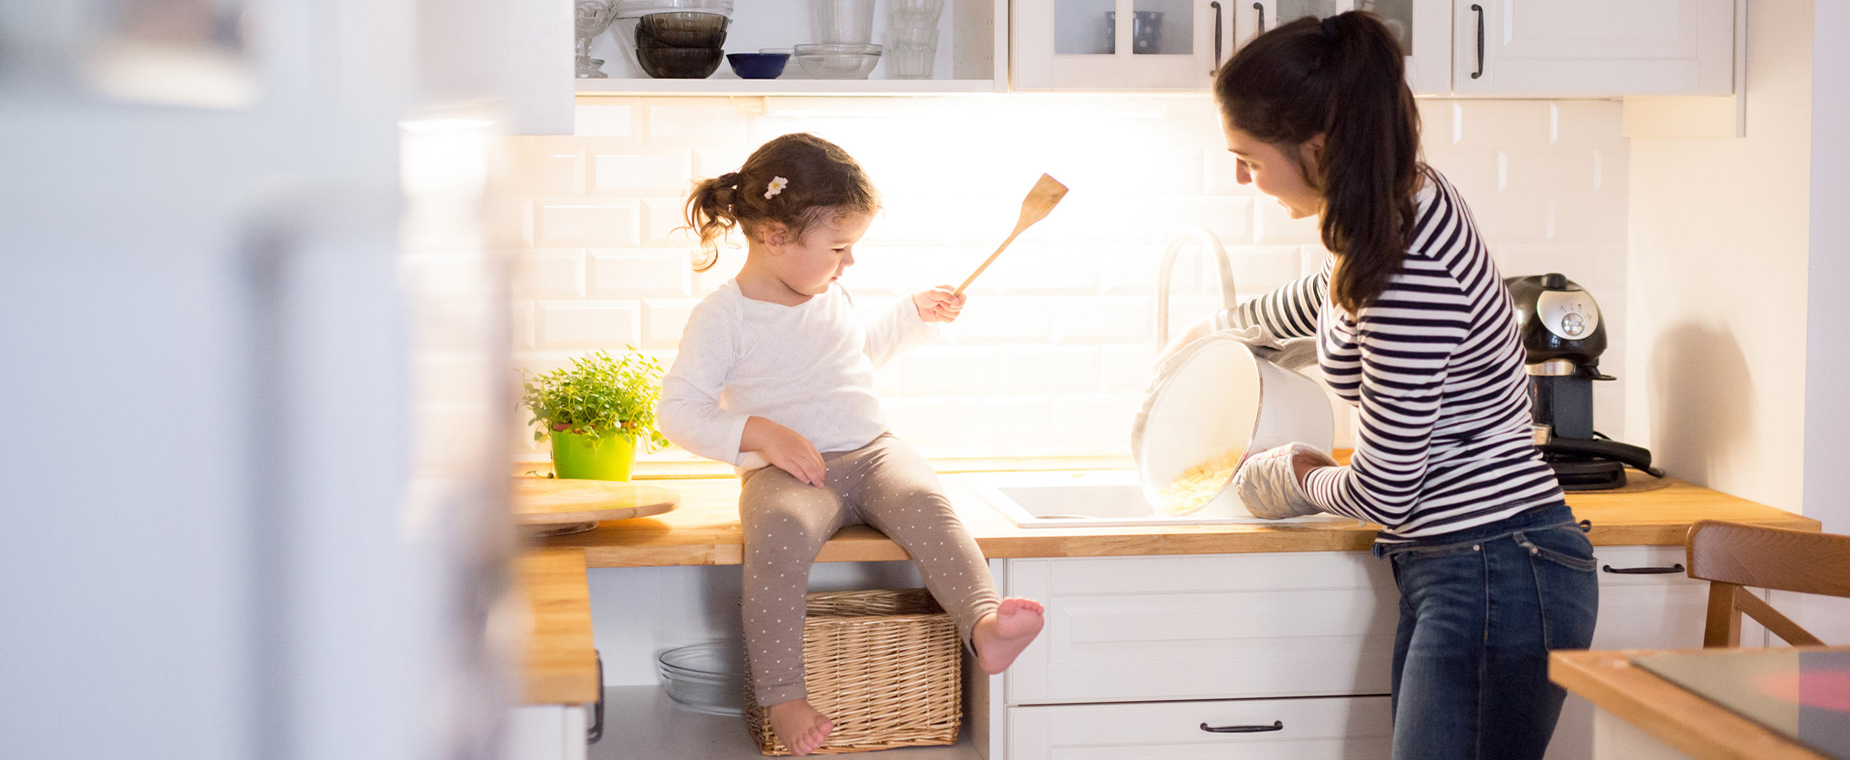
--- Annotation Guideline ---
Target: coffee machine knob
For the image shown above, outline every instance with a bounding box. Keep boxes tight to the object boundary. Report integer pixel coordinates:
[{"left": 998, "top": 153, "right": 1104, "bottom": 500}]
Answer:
[
  {"left": 1560, "top": 312, "right": 1586, "bottom": 337},
  {"left": 1537, "top": 290, "right": 1601, "bottom": 342}
]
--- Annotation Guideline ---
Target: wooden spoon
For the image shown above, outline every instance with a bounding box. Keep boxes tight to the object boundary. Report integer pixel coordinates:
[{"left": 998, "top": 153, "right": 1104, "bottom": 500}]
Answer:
[{"left": 953, "top": 174, "right": 1070, "bottom": 296}]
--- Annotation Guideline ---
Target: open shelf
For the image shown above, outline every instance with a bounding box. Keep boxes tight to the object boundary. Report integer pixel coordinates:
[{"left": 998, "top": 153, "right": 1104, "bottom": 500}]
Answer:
[
  {"left": 592, "top": 685, "right": 981, "bottom": 760},
  {"left": 574, "top": 78, "right": 1003, "bottom": 97}
]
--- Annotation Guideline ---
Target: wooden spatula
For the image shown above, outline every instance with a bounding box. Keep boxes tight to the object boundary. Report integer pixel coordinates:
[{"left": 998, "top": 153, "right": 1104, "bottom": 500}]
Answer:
[{"left": 953, "top": 174, "right": 1069, "bottom": 296}]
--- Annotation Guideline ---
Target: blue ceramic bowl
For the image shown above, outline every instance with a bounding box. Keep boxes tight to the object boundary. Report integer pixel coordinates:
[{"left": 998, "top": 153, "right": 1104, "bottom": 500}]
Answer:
[{"left": 726, "top": 52, "right": 789, "bottom": 80}]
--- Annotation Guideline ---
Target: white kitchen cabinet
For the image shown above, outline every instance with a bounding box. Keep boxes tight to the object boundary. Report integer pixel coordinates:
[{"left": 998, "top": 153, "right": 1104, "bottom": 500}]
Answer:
[
  {"left": 1235, "top": 0, "right": 1452, "bottom": 94},
  {"left": 1543, "top": 544, "right": 1769, "bottom": 760},
  {"left": 1010, "top": 0, "right": 1234, "bottom": 90},
  {"left": 1005, "top": 552, "right": 1398, "bottom": 703},
  {"left": 1451, "top": 0, "right": 1735, "bottom": 97},
  {"left": 1008, "top": 695, "right": 1393, "bottom": 759}
]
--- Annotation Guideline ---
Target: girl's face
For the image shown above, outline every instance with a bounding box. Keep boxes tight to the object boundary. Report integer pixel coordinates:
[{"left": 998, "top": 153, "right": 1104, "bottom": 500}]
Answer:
[
  {"left": 1222, "top": 121, "right": 1326, "bottom": 220},
  {"left": 763, "top": 210, "right": 873, "bottom": 297}
]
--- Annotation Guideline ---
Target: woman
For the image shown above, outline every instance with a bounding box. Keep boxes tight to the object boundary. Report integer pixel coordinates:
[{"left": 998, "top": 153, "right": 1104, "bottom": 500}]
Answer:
[{"left": 1202, "top": 12, "right": 1599, "bottom": 760}]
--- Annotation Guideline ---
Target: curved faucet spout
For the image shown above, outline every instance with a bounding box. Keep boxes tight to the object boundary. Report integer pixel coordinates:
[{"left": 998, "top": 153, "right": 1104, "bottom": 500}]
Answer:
[{"left": 1155, "top": 226, "right": 1239, "bottom": 350}]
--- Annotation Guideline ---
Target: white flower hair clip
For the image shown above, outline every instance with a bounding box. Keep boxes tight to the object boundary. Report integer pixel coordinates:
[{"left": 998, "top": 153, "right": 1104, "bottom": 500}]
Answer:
[{"left": 764, "top": 176, "right": 788, "bottom": 200}]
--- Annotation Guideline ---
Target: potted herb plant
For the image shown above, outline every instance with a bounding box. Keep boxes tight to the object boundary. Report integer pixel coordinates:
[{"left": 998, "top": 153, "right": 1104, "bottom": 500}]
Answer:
[{"left": 521, "top": 349, "right": 670, "bottom": 481}]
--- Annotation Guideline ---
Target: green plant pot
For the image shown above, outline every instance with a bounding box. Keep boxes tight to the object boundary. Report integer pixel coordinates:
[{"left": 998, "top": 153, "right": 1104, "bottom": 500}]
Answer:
[{"left": 550, "top": 429, "right": 637, "bottom": 481}]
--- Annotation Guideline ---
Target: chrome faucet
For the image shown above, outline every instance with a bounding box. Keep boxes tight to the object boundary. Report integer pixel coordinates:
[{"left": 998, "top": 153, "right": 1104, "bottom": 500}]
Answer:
[{"left": 1155, "top": 225, "right": 1240, "bottom": 350}]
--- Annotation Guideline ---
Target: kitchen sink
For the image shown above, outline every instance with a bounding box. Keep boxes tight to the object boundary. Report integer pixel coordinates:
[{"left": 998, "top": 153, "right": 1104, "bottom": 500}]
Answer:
[{"left": 960, "top": 470, "right": 1359, "bottom": 529}]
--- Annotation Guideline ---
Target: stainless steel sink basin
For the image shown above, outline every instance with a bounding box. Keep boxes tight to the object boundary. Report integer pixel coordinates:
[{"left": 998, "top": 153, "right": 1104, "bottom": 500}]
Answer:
[{"left": 960, "top": 470, "right": 1359, "bottom": 529}]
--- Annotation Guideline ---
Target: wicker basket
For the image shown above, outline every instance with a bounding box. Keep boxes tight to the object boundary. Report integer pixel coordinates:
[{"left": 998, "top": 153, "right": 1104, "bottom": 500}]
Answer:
[{"left": 744, "top": 588, "right": 962, "bottom": 755}]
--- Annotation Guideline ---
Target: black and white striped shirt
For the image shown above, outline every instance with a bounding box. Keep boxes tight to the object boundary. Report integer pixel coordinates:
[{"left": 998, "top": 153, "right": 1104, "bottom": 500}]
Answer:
[{"left": 1235, "top": 169, "right": 1565, "bottom": 540}]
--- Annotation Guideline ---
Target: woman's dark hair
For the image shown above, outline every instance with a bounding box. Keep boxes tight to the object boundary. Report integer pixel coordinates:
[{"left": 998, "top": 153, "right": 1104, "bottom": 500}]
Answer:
[
  {"left": 682, "top": 132, "right": 879, "bottom": 272},
  {"left": 1213, "top": 11, "right": 1423, "bottom": 313}
]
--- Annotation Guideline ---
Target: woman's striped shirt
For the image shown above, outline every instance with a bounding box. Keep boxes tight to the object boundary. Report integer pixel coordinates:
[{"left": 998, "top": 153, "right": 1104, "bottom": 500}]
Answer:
[{"left": 1234, "top": 169, "right": 1565, "bottom": 540}]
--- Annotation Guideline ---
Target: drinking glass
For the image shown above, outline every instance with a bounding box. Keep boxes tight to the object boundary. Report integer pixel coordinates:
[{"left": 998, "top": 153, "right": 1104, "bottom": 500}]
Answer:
[
  {"left": 886, "top": 0, "right": 944, "bottom": 79},
  {"left": 575, "top": 0, "right": 620, "bottom": 77},
  {"left": 811, "top": 0, "right": 876, "bottom": 44}
]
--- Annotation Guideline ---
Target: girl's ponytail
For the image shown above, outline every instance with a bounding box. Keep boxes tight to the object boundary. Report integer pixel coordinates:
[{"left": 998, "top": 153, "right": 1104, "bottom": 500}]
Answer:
[
  {"left": 1214, "top": 11, "right": 1423, "bottom": 314},
  {"left": 680, "top": 133, "right": 879, "bottom": 273}
]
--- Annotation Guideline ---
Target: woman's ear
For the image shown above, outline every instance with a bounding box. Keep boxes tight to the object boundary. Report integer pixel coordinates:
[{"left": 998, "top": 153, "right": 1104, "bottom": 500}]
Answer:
[{"left": 1301, "top": 133, "right": 1327, "bottom": 171}]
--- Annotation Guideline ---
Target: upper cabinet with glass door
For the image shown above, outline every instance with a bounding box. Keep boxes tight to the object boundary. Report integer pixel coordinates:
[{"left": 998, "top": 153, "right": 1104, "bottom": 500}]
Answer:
[
  {"left": 1011, "top": 0, "right": 1236, "bottom": 90},
  {"left": 1452, "top": 0, "right": 1734, "bottom": 97},
  {"left": 1235, "top": 0, "right": 1451, "bottom": 94}
]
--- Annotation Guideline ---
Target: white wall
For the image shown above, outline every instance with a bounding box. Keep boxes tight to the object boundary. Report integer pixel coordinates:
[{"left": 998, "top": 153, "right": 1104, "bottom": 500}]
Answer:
[
  {"left": 505, "top": 95, "right": 1631, "bottom": 463},
  {"left": 1624, "top": 0, "right": 1813, "bottom": 512}
]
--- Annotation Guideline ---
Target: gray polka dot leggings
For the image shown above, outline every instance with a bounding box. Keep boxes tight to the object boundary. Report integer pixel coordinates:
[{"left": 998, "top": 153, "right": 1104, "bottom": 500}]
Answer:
[{"left": 739, "top": 433, "right": 1000, "bottom": 707}]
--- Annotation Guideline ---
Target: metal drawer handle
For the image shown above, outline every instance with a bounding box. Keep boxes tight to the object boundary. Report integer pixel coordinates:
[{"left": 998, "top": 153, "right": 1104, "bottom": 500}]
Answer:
[
  {"left": 1200, "top": 720, "right": 1284, "bottom": 734},
  {"left": 589, "top": 650, "right": 606, "bottom": 743},
  {"left": 1601, "top": 563, "right": 1685, "bottom": 575},
  {"left": 1470, "top": 4, "right": 1484, "bottom": 79}
]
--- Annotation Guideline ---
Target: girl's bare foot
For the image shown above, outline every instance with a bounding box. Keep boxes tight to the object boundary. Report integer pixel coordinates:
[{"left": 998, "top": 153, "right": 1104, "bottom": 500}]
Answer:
[
  {"left": 973, "top": 597, "right": 1045, "bottom": 674},
  {"left": 766, "top": 699, "right": 833, "bottom": 756}
]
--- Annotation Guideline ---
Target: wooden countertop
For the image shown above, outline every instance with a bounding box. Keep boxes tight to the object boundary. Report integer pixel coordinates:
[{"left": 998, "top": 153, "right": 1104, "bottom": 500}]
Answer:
[
  {"left": 1550, "top": 648, "right": 1839, "bottom": 760},
  {"left": 539, "top": 470, "right": 1820, "bottom": 568},
  {"left": 516, "top": 548, "right": 600, "bottom": 705}
]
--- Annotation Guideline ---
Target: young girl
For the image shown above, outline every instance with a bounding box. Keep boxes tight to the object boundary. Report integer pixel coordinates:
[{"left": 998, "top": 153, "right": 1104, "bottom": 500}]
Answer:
[
  {"left": 1205, "top": 13, "right": 1599, "bottom": 760},
  {"left": 655, "top": 133, "right": 1045, "bottom": 757}
]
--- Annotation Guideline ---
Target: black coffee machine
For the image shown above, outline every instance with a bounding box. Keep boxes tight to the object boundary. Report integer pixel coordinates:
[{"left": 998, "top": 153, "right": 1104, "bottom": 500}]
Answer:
[{"left": 1506, "top": 273, "right": 1663, "bottom": 491}]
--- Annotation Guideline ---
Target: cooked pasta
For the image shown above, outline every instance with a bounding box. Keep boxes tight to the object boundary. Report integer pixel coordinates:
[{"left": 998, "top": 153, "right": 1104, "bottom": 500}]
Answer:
[{"left": 1154, "top": 449, "right": 1244, "bottom": 515}]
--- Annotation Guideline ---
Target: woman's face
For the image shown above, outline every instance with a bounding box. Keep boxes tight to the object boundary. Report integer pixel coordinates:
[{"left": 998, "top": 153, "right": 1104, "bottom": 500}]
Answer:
[
  {"left": 1222, "top": 121, "right": 1326, "bottom": 220},
  {"left": 764, "top": 210, "right": 873, "bottom": 296}
]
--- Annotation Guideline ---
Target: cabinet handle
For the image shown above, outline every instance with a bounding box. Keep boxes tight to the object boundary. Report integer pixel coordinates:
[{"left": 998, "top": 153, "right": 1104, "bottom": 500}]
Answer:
[
  {"left": 1252, "top": 2, "right": 1265, "bottom": 35},
  {"left": 1470, "top": 4, "right": 1484, "bottom": 79},
  {"left": 1601, "top": 563, "right": 1686, "bottom": 575},
  {"left": 1211, "top": 1, "right": 1224, "bottom": 74},
  {"left": 1201, "top": 720, "right": 1284, "bottom": 734},
  {"left": 588, "top": 650, "right": 606, "bottom": 743}
]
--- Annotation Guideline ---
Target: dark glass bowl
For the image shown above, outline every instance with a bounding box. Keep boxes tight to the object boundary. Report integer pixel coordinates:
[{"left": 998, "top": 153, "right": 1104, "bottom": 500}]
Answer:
[
  {"left": 725, "top": 52, "right": 789, "bottom": 79},
  {"left": 635, "top": 12, "right": 729, "bottom": 48},
  {"left": 637, "top": 46, "right": 725, "bottom": 78}
]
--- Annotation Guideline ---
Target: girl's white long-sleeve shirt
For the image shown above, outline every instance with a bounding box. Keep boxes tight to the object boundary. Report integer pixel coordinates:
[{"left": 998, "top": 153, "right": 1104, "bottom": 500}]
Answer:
[{"left": 656, "top": 279, "right": 936, "bottom": 469}]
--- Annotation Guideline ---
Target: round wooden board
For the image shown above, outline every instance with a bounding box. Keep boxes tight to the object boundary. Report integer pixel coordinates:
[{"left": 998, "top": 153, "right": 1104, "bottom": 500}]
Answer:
[{"left": 512, "top": 478, "right": 681, "bottom": 525}]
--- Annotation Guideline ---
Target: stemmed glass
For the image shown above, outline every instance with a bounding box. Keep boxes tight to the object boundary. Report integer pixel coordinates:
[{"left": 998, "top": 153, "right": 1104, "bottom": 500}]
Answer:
[{"left": 576, "top": 0, "right": 620, "bottom": 78}]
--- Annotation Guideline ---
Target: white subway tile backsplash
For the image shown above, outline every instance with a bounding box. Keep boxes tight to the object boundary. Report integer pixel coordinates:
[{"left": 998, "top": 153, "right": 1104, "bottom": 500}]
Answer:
[
  {"left": 1254, "top": 201, "right": 1322, "bottom": 245},
  {"left": 1155, "top": 197, "right": 1256, "bottom": 246},
  {"left": 641, "top": 198, "right": 696, "bottom": 246},
  {"left": 575, "top": 101, "right": 639, "bottom": 139},
  {"left": 592, "top": 250, "right": 693, "bottom": 298},
  {"left": 998, "top": 347, "right": 1101, "bottom": 393},
  {"left": 1058, "top": 297, "right": 1150, "bottom": 343},
  {"left": 945, "top": 297, "right": 1057, "bottom": 343},
  {"left": 642, "top": 300, "right": 695, "bottom": 350},
  {"left": 507, "top": 94, "right": 1630, "bottom": 457},
  {"left": 646, "top": 101, "right": 750, "bottom": 146},
  {"left": 537, "top": 301, "right": 642, "bottom": 348},
  {"left": 536, "top": 200, "right": 641, "bottom": 248},
  {"left": 512, "top": 249, "right": 586, "bottom": 299},
  {"left": 591, "top": 150, "right": 694, "bottom": 195}
]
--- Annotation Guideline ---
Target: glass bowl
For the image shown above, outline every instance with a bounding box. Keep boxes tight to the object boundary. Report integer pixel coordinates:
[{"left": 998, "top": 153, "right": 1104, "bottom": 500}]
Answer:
[
  {"left": 657, "top": 641, "right": 747, "bottom": 716},
  {"left": 634, "top": 11, "right": 729, "bottom": 47},
  {"left": 726, "top": 52, "right": 789, "bottom": 79},
  {"left": 792, "top": 43, "right": 882, "bottom": 80},
  {"left": 614, "top": 0, "right": 733, "bottom": 18},
  {"left": 636, "top": 46, "right": 724, "bottom": 78}
]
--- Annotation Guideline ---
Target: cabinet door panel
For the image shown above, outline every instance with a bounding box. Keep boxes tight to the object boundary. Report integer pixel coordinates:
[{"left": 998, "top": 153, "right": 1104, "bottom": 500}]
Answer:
[
  {"left": 1007, "top": 553, "right": 1398, "bottom": 703},
  {"left": 1014, "top": 0, "right": 1231, "bottom": 90},
  {"left": 1236, "top": 1, "right": 1450, "bottom": 95},
  {"left": 1009, "top": 695, "right": 1393, "bottom": 760},
  {"left": 1453, "top": 0, "right": 1733, "bottom": 96}
]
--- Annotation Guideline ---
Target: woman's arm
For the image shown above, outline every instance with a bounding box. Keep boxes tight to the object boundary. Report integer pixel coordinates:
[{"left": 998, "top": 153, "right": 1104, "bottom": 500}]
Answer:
[{"left": 1226, "top": 265, "right": 1329, "bottom": 339}]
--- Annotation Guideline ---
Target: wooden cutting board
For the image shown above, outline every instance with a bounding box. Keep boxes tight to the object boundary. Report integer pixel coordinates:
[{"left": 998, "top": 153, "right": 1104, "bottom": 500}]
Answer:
[{"left": 513, "top": 477, "right": 680, "bottom": 526}]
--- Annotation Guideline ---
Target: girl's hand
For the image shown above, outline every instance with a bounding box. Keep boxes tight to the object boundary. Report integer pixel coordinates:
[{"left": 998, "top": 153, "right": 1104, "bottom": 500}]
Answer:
[
  {"left": 912, "top": 286, "right": 966, "bottom": 323},
  {"left": 742, "top": 416, "right": 826, "bottom": 487}
]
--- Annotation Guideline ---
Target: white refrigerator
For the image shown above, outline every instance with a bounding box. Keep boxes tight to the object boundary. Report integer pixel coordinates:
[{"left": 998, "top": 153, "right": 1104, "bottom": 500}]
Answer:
[{"left": 0, "top": 1, "right": 566, "bottom": 758}]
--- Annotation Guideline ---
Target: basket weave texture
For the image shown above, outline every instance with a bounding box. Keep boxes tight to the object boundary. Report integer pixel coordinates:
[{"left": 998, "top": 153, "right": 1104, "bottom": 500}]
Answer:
[{"left": 744, "top": 588, "right": 962, "bottom": 755}]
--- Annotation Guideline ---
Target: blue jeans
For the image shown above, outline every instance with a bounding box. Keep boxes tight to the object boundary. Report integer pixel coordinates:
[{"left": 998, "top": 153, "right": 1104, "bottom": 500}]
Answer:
[{"left": 1372, "top": 503, "right": 1600, "bottom": 760}]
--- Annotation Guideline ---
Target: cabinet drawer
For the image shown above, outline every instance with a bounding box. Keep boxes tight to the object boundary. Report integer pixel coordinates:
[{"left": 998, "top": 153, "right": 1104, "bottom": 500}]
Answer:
[
  {"left": 1008, "top": 695, "right": 1392, "bottom": 760},
  {"left": 1006, "top": 553, "right": 1397, "bottom": 704}
]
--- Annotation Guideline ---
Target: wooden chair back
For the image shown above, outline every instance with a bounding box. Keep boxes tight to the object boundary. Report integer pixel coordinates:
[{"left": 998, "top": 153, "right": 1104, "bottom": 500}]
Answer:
[{"left": 1685, "top": 520, "right": 1850, "bottom": 647}]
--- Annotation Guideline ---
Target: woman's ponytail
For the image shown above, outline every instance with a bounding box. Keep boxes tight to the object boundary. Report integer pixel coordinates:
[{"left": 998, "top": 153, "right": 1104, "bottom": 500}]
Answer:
[{"left": 1214, "top": 11, "right": 1423, "bottom": 314}]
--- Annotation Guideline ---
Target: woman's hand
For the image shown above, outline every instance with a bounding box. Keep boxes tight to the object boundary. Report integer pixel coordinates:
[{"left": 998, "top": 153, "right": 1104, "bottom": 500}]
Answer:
[
  {"left": 1231, "top": 443, "right": 1337, "bottom": 519},
  {"left": 912, "top": 286, "right": 966, "bottom": 323},
  {"left": 742, "top": 416, "right": 826, "bottom": 487}
]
